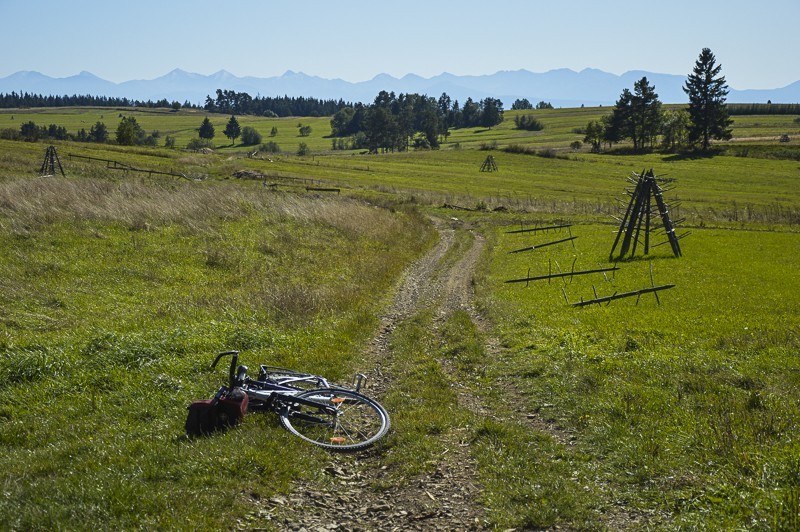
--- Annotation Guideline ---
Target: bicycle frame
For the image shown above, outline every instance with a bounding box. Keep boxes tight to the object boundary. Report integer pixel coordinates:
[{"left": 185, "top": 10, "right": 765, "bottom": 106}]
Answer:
[
  {"left": 211, "top": 351, "right": 339, "bottom": 416},
  {"left": 203, "top": 350, "right": 391, "bottom": 450}
]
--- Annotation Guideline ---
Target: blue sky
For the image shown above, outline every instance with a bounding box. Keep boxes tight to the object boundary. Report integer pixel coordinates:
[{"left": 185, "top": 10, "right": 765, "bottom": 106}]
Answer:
[{"left": 1, "top": 0, "right": 798, "bottom": 89}]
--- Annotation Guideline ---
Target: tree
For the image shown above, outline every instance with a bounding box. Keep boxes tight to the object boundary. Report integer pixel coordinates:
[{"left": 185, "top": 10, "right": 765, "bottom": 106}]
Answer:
[
  {"left": 461, "top": 97, "right": 480, "bottom": 128},
  {"left": 661, "top": 109, "right": 690, "bottom": 151},
  {"left": 297, "top": 123, "right": 312, "bottom": 137},
  {"left": 514, "top": 115, "right": 544, "bottom": 131},
  {"left": 683, "top": 48, "right": 732, "bottom": 150},
  {"left": 535, "top": 101, "right": 554, "bottom": 110},
  {"left": 20, "top": 120, "right": 39, "bottom": 141},
  {"left": 115, "top": 116, "right": 144, "bottom": 145},
  {"left": 511, "top": 98, "right": 533, "bottom": 110},
  {"left": 480, "top": 98, "right": 504, "bottom": 128},
  {"left": 629, "top": 77, "right": 662, "bottom": 149},
  {"left": 607, "top": 77, "right": 662, "bottom": 150},
  {"left": 223, "top": 115, "right": 241, "bottom": 145},
  {"left": 583, "top": 120, "right": 605, "bottom": 152},
  {"left": 363, "top": 106, "right": 396, "bottom": 153},
  {"left": 88, "top": 121, "right": 108, "bottom": 143},
  {"left": 198, "top": 117, "right": 215, "bottom": 140},
  {"left": 330, "top": 107, "right": 355, "bottom": 137}
]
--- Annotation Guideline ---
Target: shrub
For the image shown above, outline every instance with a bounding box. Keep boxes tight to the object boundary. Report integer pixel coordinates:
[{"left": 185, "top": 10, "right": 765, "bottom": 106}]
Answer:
[
  {"left": 241, "top": 126, "right": 262, "bottom": 146},
  {"left": 259, "top": 141, "right": 281, "bottom": 154},
  {"left": 0, "top": 128, "right": 19, "bottom": 140},
  {"left": 514, "top": 115, "right": 544, "bottom": 131},
  {"left": 297, "top": 142, "right": 310, "bottom": 156},
  {"left": 186, "top": 138, "right": 214, "bottom": 151},
  {"left": 504, "top": 144, "right": 535, "bottom": 155}
]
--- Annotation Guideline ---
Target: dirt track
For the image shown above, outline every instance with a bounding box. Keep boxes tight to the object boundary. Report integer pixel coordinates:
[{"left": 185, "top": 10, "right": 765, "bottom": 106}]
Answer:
[
  {"left": 239, "top": 216, "right": 644, "bottom": 531},
  {"left": 239, "top": 218, "right": 490, "bottom": 531}
]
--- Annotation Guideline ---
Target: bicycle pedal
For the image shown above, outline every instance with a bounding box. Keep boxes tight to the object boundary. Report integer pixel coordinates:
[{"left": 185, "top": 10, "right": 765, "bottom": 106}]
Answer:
[{"left": 352, "top": 373, "right": 366, "bottom": 392}]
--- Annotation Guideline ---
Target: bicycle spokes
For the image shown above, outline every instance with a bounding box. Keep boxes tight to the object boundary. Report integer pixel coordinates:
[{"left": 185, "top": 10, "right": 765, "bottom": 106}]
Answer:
[{"left": 279, "top": 389, "right": 390, "bottom": 451}]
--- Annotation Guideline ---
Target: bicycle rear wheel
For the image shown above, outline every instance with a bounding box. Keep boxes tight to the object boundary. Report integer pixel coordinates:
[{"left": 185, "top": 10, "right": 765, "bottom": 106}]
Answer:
[{"left": 279, "top": 389, "right": 390, "bottom": 451}]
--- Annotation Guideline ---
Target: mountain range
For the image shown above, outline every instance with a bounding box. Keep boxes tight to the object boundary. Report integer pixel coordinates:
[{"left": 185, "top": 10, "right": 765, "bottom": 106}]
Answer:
[{"left": 1, "top": 68, "right": 798, "bottom": 108}]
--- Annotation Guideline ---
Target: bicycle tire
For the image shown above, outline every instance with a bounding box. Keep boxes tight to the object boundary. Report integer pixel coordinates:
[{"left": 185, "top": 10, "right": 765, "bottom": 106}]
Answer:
[{"left": 279, "top": 388, "right": 390, "bottom": 451}]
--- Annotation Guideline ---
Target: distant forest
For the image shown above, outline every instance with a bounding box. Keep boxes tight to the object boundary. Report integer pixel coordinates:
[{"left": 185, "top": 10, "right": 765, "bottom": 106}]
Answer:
[
  {"left": 0, "top": 90, "right": 353, "bottom": 117},
  {"left": 2, "top": 91, "right": 800, "bottom": 118},
  {"left": 0, "top": 92, "right": 197, "bottom": 110},
  {"left": 202, "top": 89, "right": 353, "bottom": 117},
  {"left": 727, "top": 103, "right": 800, "bottom": 115}
]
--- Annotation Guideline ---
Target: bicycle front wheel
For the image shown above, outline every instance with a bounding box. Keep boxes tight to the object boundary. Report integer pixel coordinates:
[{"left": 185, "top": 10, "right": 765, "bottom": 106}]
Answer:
[{"left": 279, "top": 389, "right": 390, "bottom": 451}]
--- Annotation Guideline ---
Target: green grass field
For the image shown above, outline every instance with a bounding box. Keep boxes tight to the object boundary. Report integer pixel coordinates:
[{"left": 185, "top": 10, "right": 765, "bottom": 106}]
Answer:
[{"left": 1, "top": 105, "right": 798, "bottom": 529}]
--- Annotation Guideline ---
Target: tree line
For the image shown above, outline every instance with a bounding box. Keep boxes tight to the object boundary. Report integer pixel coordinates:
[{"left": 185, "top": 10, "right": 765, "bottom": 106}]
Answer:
[
  {"left": 328, "top": 91, "right": 504, "bottom": 153},
  {"left": 2, "top": 116, "right": 174, "bottom": 147},
  {"left": 202, "top": 90, "right": 353, "bottom": 117},
  {"left": 0, "top": 92, "right": 195, "bottom": 110},
  {"left": 583, "top": 48, "right": 734, "bottom": 152},
  {"left": 727, "top": 103, "right": 800, "bottom": 115}
]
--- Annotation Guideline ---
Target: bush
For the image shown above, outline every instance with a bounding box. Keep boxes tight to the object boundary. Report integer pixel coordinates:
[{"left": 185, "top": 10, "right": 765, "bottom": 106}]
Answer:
[
  {"left": 241, "top": 126, "right": 262, "bottom": 146},
  {"left": 504, "top": 144, "right": 535, "bottom": 155},
  {"left": 186, "top": 138, "right": 214, "bottom": 151},
  {"left": 514, "top": 115, "right": 544, "bottom": 131},
  {"left": 0, "top": 128, "right": 19, "bottom": 140},
  {"left": 297, "top": 142, "right": 310, "bottom": 156},
  {"left": 259, "top": 141, "right": 281, "bottom": 154},
  {"left": 479, "top": 141, "right": 498, "bottom": 151}
]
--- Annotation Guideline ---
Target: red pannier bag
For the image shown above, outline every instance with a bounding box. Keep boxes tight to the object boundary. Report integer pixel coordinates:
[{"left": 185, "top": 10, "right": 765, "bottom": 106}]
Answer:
[{"left": 185, "top": 388, "right": 248, "bottom": 436}]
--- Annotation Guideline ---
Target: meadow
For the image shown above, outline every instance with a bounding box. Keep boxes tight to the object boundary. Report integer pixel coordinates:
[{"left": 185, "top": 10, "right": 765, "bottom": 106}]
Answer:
[{"left": 0, "top": 105, "right": 799, "bottom": 529}]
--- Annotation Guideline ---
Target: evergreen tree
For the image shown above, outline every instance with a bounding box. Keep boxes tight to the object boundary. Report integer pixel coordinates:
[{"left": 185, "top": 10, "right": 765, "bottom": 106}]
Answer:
[
  {"left": 115, "top": 116, "right": 144, "bottom": 145},
  {"left": 683, "top": 48, "right": 732, "bottom": 150},
  {"left": 223, "top": 115, "right": 241, "bottom": 145},
  {"left": 480, "top": 98, "right": 504, "bottom": 128},
  {"left": 630, "top": 77, "right": 662, "bottom": 149},
  {"left": 607, "top": 77, "right": 662, "bottom": 150},
  {"left": 199, "top": 117, "right": 215, "bottom": 139},
  {"left": 511, "top": 98, "right": 533, "bottom": 110},
  {"left": 89, "top": 121, "right": 108, "bottom": 143}
]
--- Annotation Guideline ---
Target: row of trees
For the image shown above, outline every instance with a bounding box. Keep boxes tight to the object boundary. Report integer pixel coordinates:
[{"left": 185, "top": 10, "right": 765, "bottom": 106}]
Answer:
[
  {"left": 584, "top": 48, "right": 733, "bottom": 152},
  {"left": 329, "top": 91, "right": 504, "bottom": 153},
  {"left": 1, "top": 115, "right": 172, "bottom": 147},
  {"left": 0, "top": 92, "right": 192, "bottom": 110},
  {"left": 203, "top": 90, "right": 352, "bottom": 117},
  {"left": 511, "top": 99, "right": 553, "bottom": 110}
]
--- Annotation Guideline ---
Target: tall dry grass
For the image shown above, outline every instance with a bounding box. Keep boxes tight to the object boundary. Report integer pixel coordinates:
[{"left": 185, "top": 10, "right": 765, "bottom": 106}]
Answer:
[{"left": 0, "top": 176, "right": 427, "bottom": 239}]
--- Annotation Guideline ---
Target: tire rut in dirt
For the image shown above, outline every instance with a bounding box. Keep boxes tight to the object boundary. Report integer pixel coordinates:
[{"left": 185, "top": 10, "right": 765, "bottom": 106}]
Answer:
[{"left": 253, "top": 220, "right": 489, "bottom": 531}]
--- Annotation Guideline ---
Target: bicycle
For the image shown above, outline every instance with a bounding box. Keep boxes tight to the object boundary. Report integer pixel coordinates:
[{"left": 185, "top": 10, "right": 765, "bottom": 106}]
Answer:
[{"left": 190, "top": 350, "right": 390, "bottom": 451}]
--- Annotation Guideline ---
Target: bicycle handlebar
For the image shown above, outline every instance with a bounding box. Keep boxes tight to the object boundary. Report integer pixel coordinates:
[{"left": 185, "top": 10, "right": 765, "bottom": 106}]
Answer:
[{"left": 211, "top": 350, "right": 240, "bottom": 389}]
